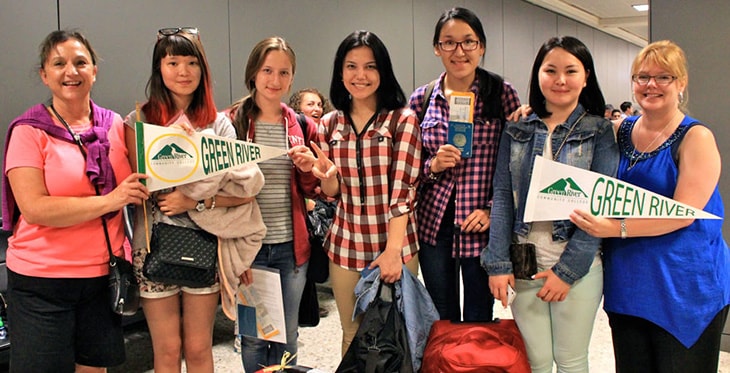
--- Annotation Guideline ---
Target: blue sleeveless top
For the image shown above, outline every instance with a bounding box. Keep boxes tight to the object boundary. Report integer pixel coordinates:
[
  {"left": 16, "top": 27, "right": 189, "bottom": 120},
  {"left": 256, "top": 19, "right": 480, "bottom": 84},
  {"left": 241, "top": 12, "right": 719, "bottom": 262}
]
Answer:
[{"left": 604, "top": 115, "right": 730, "bottom": 348}]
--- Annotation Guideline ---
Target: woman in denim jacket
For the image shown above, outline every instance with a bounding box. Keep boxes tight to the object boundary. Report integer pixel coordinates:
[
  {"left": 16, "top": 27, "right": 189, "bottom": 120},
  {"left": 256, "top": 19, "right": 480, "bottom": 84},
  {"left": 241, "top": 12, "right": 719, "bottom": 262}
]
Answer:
[{"left": 481, "top": 36, "right": 618, "bottom": 373}]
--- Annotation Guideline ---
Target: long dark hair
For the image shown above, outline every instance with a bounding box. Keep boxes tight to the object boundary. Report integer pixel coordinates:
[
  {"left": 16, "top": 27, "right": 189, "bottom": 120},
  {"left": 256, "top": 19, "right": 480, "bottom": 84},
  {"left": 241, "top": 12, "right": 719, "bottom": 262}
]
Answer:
[
  {"left": 329, "top": 30, "right": 406, "bottom": 113},
  {"left": 528, "top": 36, "right": 605, "bottom": 118},
  {"left": 143, "top": 31, "right": 217, "bottom": 128}
]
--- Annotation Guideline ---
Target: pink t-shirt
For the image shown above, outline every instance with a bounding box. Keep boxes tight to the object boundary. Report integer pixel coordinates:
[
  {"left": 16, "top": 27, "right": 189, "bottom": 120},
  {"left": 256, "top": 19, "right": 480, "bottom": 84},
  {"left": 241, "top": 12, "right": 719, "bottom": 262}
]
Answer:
[{"left": 5, "top": 113, "right": 131, "bottom": 278}]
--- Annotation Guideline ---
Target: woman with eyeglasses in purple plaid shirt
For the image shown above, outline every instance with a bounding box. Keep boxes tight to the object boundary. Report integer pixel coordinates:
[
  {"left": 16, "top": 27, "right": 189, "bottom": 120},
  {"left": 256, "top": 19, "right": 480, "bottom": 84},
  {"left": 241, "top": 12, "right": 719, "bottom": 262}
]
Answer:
[{"left": 408, "top": 7, "right": 521, "bottom": 322}]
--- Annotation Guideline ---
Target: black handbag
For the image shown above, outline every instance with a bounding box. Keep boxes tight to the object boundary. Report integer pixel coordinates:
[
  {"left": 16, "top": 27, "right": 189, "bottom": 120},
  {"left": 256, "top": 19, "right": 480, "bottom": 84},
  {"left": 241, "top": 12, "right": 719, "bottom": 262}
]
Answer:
[
  {"left": 307, "top": 238, "right": 329, "bottom": 284},
  {"left": 305, "top": 198, "right": 334, "bottom": 284},
  {"left": 143, "top": 222, "right": 218, "bottom": 288},
  {"left": 509, "top": 243, "right": 538, "bottom": 280},
  {"left": 336, "top": 282, "right": 413, "bottom": 373},
  {"left": 298, "top": 279, "right": 320, "bottom": 327},
  {"left": 108, "top": 253, "right": 140, "bottom": 315},
  {"left": 98, "top": 201, "right": 139, "bottom": 316}
]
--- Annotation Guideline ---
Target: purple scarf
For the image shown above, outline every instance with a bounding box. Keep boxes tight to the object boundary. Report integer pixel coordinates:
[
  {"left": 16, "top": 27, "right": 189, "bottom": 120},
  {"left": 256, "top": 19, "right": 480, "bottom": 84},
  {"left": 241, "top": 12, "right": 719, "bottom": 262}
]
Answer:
[{"left": 2, "top": 100, "right": 118, "bottom": 231}]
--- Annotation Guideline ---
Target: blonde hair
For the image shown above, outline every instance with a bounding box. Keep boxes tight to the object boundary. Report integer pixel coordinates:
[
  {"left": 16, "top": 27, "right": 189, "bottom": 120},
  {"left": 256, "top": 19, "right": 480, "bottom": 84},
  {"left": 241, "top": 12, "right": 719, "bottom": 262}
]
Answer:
[{"left": 632, "top": 40, "right": 689, "bottom": 111}]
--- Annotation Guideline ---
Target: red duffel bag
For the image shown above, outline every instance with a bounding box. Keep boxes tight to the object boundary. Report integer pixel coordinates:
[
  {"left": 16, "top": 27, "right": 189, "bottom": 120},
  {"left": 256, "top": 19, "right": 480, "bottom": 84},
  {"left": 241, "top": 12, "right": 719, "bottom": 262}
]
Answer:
[{"left": 420, "top": 318, "right": 530, "bottom": 373}]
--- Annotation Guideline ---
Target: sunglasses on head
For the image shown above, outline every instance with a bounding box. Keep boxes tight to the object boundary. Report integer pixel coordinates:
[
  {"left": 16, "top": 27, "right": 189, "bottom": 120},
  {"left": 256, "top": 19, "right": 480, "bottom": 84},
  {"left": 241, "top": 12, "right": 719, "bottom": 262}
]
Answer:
[{"left": 157, "top": 27, "right": 199, "bottom": 40}]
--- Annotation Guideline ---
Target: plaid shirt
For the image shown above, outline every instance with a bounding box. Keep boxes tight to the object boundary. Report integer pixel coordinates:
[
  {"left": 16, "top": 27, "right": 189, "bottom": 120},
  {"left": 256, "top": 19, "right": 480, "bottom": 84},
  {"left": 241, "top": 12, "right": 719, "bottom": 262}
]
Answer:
[
  {"left": 409, "top": 73, "right": 521, "bottom": 257},
  {"left": 318, "top": 109, "right": 422, "bottom": 270}
]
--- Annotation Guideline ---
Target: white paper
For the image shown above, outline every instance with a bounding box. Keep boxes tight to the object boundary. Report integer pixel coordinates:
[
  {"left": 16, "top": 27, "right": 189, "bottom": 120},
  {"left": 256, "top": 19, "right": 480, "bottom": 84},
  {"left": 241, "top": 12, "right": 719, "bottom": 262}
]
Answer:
[
  {"left": 135, "top": 121, "right": 286, "bottom": 192},
  {"left": 237, "top": 266, "right": 287, "bottom": 344},
  {"left": 448, "top": 91, "right": 475, "bottom": 123},
  {"left": 506, "top": 284, "right": 516, "bottom": 306}
]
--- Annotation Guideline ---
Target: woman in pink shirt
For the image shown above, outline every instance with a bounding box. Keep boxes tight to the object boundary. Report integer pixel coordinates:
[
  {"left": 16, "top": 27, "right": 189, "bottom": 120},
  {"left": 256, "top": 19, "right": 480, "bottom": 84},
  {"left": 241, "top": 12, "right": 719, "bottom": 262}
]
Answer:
[{"left": 1, "top": 30, "right": 148, "bottom": 372}]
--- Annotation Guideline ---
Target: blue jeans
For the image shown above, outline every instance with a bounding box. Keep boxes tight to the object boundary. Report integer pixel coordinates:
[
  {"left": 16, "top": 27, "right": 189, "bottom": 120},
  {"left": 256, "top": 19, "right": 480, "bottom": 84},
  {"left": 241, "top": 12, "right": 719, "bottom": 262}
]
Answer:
[
  {"left": 241, "top": 241, "right": 308, "bottom": 373},
  {"left": 419, "top": 238, "right": 494, "bottom": 322}
]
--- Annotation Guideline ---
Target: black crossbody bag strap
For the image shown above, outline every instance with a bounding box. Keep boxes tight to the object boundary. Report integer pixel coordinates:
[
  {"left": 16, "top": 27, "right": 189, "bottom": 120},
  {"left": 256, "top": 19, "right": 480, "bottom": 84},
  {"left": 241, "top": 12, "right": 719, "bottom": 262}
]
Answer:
[{"left": 49, "top": 105, "right": 118, "bottom": 267}]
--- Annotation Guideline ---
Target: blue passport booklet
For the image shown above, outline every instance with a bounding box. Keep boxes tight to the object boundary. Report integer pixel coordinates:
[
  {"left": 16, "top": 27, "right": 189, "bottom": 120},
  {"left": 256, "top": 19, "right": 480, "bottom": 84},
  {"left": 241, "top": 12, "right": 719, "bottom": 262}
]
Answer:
[{"left": 448, "top": 121, "right": 473, "bottom": 158}]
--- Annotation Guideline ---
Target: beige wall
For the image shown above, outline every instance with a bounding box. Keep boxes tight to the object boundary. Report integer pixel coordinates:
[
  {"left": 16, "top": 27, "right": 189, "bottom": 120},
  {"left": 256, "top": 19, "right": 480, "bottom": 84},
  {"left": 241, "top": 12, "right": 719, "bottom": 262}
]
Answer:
[{"left": 1, "top": 0, "right": 640, "bottom": 167}]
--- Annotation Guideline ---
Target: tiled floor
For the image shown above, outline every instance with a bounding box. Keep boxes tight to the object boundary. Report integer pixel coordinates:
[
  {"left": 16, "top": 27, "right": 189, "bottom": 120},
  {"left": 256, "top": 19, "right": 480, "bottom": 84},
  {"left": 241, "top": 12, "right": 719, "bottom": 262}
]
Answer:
[
  {"left": 114, "top": 285, "right": 730, "bottom": 372},
  {"left": 296, "top": 289, "right": 730, "bottom": 372}
]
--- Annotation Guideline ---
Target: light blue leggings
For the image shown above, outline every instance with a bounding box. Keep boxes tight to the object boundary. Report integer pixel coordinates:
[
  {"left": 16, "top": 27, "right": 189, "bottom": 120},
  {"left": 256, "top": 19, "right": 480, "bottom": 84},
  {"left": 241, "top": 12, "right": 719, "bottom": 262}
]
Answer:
[{"left": 511, "top": 263, "right": 603, "bottom": 373}]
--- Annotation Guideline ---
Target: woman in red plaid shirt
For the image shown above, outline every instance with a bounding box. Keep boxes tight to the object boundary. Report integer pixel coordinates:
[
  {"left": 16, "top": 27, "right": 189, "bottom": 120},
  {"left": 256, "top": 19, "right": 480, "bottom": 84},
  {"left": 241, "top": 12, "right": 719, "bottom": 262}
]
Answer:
[{"left": 308, "top": 30, "right": 422, "bottom": 355}]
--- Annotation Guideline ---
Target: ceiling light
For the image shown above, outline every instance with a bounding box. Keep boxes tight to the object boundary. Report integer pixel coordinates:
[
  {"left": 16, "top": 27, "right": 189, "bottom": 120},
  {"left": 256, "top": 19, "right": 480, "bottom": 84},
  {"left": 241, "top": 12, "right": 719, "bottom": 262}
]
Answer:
[{"left": 632, "top": 4, "right": 649, "bottom": 11}]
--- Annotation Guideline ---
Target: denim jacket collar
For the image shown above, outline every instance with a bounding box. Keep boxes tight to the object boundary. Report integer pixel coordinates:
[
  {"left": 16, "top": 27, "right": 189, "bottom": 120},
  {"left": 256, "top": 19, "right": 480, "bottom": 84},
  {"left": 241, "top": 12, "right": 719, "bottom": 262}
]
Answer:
[{"left": 523, "top": 104, "right": 587, "bottom": 131}]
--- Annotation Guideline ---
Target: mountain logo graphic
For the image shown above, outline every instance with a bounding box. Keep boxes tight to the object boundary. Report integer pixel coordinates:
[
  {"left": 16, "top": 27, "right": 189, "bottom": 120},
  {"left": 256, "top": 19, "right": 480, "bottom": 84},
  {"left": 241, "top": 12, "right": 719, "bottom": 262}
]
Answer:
[
  {"left": 539, "top": 177, "right": 588, "bottom": 198},
  {"left": 151, "top": 143, "right": 194, "bottom": 160}
]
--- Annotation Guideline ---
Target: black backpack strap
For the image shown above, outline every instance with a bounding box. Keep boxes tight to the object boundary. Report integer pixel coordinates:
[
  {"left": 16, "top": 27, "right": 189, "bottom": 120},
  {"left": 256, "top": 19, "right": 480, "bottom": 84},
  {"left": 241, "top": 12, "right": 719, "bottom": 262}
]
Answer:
[
  {"left": 296, "top": 113, "right": 308, "bottom": 138},
  {"left": 417, "top": 80, "right": 437, "bottom": 124}
]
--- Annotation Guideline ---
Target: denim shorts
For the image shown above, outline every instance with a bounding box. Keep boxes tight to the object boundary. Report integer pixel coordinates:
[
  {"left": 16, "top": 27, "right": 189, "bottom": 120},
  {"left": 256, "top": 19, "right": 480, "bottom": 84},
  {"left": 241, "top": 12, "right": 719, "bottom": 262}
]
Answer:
[{"left": 6, "top": 269, "right": 125, "bottom": 372}]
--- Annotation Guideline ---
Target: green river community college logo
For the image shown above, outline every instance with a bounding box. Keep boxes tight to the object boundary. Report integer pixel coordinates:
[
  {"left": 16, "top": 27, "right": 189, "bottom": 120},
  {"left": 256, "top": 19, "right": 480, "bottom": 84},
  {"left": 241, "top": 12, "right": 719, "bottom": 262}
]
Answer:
[
  {"left": 147, "top": 137, "right": 198, "bottom": 184},
  {"left": 539, "top": 177, "right": 588, "bottom": 198},
  {"left": 151, "top": 143, "right": 194, "bottom": 160}
]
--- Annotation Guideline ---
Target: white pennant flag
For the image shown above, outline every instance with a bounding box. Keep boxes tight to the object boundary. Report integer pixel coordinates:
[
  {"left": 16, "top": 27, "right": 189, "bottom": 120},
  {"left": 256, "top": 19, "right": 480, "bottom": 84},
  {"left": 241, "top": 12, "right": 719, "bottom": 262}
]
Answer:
[
  {"left": 135, "top": 121, "right": 287, "bottom": 192},
  {"left": 523, "top": 155, "right": 721, "bottom": 222}
]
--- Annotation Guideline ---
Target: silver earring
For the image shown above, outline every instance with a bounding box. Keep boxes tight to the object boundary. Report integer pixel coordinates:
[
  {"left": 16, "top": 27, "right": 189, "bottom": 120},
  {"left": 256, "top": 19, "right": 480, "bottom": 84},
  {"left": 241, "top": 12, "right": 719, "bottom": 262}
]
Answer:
[{"left": 679, "top": 91, "right": 684, "bottom": 103}]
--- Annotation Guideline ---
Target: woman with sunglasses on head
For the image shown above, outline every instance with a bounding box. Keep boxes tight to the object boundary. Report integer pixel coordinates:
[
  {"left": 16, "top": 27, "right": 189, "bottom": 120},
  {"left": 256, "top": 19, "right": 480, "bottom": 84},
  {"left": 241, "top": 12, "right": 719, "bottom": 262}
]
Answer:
[
  {"left": 483, "top": 36, "right": 617, "bottom": 372},
  {"left": 408, "top": 7, "right": 521, "bottom": 322},
  {"left": 571, "top": 40, "right": 730, "bottom": 372},
  {"left": 124, "top": 27, "right": 263, "bottom": 373},
  {"left": 227, "top": 37, "right": 319, "bottom": 372},
  {"left": 2, "top": 30, "right": 148, "bottom": 372},
  {"left": 306, "top": 30, "right": 422, "bottom": 356}
]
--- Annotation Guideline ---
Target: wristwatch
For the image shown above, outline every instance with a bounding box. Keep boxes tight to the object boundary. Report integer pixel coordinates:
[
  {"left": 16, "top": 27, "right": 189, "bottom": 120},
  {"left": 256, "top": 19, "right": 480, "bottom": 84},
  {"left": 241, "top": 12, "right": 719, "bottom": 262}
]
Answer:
[
  {"left": 620, "top": 219, "right": 628, "bottom": 239},
  {"left": 427, "top": 156, "right": 441, "bottom": 181},
  {"left": 195, "top": 200, "right": 206, "bottom": 212}
]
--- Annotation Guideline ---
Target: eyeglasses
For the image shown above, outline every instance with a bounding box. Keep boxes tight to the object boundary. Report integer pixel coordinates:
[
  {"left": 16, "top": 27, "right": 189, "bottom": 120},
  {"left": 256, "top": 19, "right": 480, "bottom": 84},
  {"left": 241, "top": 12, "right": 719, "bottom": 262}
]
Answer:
[
  {"left": 631, "top": 74, "right": 677, "bottom": 86},
  {"left": 157, "top": 27, "right": 199, "bottom": 40},
  {"left": 437, "top": 39, "right": 480, "bottom": 52}
]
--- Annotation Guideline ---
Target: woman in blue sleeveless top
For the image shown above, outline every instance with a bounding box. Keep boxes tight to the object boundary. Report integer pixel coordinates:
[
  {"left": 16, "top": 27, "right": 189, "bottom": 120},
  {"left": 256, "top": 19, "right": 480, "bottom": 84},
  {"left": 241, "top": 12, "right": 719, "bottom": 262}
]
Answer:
[{"left": 571, "top": 40, "right": 730, "bottom": 372}]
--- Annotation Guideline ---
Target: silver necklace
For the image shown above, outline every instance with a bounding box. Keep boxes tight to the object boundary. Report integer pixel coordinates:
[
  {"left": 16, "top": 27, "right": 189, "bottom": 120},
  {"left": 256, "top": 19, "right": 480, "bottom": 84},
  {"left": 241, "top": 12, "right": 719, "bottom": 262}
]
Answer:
[{"left": 627, "top": 113, "right": 679, "bottom": 169}]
